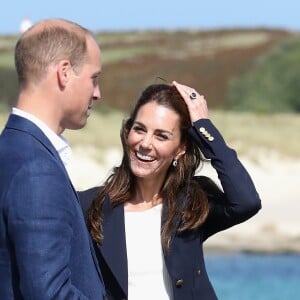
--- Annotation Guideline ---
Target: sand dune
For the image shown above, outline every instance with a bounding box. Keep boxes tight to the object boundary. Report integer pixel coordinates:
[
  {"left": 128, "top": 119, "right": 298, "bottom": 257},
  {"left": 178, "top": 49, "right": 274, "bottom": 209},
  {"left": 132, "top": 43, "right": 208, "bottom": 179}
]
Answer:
[{"left": 67, "top": 147, "right": 300, "bottom": 253}]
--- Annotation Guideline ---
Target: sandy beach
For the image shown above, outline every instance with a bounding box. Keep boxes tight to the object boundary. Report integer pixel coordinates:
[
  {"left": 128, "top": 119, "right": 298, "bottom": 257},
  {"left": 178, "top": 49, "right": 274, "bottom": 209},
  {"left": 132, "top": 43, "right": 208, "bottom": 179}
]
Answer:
[{"left": 67, "top": 147, "right": 300, "bottom": 254}]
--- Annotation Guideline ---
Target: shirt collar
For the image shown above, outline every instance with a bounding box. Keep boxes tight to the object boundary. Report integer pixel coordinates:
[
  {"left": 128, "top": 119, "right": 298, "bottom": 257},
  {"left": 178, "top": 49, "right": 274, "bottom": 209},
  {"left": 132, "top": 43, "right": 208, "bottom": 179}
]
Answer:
[{"left": 12, "top": 107, "right": 72, "bottom": 166}]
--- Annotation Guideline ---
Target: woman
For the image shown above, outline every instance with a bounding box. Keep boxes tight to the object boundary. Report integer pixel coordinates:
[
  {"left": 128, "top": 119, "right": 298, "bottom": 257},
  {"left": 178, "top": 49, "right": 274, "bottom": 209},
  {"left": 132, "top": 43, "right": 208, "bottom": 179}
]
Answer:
[{"left": 79, "top": 81, "right": 261, "bottom": 300}]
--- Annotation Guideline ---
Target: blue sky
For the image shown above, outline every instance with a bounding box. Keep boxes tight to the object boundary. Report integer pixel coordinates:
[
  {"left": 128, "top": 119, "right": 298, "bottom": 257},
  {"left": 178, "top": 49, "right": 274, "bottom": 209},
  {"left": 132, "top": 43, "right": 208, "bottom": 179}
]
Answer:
[{"left": 1, "top": 0, "right": 300, "bottom": 34}]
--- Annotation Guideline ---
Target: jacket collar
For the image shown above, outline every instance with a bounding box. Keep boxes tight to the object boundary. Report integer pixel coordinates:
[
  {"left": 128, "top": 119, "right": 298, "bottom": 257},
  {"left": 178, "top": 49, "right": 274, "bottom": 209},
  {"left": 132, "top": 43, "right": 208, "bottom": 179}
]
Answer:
[{"left": 5, "top": 114, "right": 66, "bottom": 172}]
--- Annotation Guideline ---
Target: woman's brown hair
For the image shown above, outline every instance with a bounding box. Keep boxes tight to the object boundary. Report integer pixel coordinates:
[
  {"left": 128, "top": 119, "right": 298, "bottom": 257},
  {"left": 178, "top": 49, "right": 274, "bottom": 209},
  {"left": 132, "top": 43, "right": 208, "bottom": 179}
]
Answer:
[{"left": 88, "top": 83, "right": 209, "bottom": 250}]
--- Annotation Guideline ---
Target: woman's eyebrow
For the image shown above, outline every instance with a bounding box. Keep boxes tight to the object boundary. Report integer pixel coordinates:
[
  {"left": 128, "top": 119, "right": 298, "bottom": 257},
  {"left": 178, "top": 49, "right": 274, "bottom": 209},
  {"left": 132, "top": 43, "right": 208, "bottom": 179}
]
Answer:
[
  {"left": 134, "top": 121, "right": 174, "bottom": 136},
  {"left": 155, "top": 129, "right": 174, "bottom": 136}
]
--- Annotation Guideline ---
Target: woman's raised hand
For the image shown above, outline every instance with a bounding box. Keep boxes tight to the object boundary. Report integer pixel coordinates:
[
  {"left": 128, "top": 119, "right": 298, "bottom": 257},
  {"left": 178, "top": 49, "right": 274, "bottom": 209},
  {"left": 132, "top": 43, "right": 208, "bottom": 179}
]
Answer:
[{"left": 172, "top": 81, "right": 209, "bottom": 123}]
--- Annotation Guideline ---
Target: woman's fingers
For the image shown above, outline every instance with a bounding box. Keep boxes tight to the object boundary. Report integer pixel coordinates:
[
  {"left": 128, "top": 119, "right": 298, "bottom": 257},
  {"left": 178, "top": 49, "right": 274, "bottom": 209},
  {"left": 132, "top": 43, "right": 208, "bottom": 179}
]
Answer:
[{"left": 172, "top": 81, "right": 209, "bottom": 122}]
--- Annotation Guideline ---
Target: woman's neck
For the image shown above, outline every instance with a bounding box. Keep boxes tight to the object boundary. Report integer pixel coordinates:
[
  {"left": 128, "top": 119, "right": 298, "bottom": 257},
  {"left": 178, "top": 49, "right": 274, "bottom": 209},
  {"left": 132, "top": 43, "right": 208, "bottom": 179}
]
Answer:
[{"left": 125, "top": 179, "right": 163, "bottom": 211}]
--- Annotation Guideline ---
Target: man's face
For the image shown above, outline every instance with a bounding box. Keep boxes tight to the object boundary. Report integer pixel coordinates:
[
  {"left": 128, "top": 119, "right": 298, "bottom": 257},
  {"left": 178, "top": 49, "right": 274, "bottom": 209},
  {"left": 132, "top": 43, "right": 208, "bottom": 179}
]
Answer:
[{"left": 61, "top": 35, "right": 102, "bottom": 130}]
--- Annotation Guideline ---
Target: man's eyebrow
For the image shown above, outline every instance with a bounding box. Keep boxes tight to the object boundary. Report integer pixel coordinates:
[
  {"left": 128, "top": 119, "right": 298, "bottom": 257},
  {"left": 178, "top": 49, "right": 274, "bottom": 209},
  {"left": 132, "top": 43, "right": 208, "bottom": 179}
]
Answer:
[{"left": 93, "top": 70, "right": 101, "bottom": 76}]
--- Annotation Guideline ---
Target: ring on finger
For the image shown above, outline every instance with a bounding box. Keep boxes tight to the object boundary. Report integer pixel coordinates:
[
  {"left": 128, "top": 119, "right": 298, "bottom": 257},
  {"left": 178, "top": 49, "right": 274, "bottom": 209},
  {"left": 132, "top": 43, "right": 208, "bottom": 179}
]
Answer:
[{"left": 189, "top": 91, "right": 197, "bottom": 100}]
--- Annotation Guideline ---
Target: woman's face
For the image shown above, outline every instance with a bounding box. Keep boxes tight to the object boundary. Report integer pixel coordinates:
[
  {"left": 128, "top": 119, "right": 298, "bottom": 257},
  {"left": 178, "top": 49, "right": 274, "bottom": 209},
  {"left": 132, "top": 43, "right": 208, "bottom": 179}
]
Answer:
[{"left": 127, "top": 102, "right": 185, "bottom": 181}]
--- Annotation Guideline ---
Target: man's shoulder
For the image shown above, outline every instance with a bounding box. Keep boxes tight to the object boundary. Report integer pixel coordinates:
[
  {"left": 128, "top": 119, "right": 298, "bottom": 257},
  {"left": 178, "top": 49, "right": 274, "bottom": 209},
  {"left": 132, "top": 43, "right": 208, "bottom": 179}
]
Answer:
[{"left": 0, "top": 130, "right": 63, "bottom": 179}]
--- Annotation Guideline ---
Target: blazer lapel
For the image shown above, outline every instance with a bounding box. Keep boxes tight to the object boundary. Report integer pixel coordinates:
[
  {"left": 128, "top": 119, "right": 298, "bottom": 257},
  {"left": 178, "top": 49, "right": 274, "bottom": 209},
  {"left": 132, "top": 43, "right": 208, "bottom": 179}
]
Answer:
[
  {"left": 6, "top": 114, "right": 78, "bottom": 192},
  {"left": 161, "top": 191, "right": 186, "bottom": 243},
  {"left": 100, "top": 195, "right": 128, "bottom": 296},
  {"left": 161, "top": 192, "right": 186, "bottom": 276},
  {"left": 5, "top": 114, "right": 66, "bottom": 173}
]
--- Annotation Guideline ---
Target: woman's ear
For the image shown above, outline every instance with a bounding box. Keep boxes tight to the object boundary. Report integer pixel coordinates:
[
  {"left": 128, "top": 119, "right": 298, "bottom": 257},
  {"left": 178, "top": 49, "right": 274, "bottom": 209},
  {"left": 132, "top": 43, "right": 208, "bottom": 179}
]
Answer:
[{"left": 175, "top": 145, "right": 186, "bottom": 160}]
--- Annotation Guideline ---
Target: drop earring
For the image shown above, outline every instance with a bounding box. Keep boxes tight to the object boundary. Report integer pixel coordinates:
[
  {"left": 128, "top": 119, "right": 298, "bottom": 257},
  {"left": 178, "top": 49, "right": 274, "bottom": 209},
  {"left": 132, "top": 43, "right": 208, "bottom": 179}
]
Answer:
[{"left": 172, "top": 159, "right": 178, "bottom": 167}]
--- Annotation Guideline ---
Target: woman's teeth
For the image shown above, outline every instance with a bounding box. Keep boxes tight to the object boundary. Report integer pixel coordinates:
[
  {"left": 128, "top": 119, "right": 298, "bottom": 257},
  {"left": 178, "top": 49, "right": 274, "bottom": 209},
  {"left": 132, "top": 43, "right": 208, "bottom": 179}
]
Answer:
[{"left": 136, "top": 152, "right": 155, "bottom": 162}]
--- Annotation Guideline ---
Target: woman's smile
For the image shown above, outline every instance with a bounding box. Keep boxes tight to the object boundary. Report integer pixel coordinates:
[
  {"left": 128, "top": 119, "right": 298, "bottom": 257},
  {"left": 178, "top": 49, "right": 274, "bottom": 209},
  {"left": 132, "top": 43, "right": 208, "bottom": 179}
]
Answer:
[
  {"left": 130, "top": 151, "right": 157, "bottom": 171},
  {"left": 135, "top": 151, "right": 156, "bottom": 162}
]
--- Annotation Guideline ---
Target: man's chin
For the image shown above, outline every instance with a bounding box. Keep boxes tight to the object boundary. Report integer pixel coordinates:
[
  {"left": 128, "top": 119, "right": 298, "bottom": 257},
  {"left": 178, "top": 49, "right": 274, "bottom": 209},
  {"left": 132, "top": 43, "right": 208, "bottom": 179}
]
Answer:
[{"left": 66, "top": 120, "right": 87, "bottom": 131}]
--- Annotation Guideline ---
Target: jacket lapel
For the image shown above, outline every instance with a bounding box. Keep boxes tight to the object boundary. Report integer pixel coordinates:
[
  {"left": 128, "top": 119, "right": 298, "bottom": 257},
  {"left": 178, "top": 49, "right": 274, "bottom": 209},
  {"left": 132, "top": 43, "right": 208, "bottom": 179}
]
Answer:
[
  {"left": 5, "top": 114, "right": 67, "bottom": 174},
  {"left": 162, "top": 192, "right": 186, "bottom": 276},
  {"left": 161, "top": 191, "right": 186, "bottom": 242},
  {"left": 100, "top": 195, "right": 128, "bottom": 295}
]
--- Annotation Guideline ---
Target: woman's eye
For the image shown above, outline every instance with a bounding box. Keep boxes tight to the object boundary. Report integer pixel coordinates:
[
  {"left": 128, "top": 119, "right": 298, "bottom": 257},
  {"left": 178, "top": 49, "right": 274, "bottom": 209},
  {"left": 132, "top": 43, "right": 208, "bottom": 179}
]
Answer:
[
  {"left": 133, "top": 125, "right": 144, "bottom": 132},
  {"left": 157, "top": 134, "right": 169, "bottom": 140}
]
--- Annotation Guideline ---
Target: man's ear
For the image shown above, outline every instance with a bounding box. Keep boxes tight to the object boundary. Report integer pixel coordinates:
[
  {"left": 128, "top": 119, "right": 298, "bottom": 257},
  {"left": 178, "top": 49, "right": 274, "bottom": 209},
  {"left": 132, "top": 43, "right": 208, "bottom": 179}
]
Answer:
[{"left": 57, "top": 60, "right": 72, "bottom": 88}]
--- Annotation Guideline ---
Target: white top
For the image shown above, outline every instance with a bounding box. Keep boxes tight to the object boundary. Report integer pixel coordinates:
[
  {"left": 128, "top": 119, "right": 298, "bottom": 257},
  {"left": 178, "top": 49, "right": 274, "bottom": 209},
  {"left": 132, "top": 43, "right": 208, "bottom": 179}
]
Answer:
[
  {"left": 12, "top": 107, "right": 72, "bottom": 167},
  {"left": 125, "top": 204, "right": 173, "bottom": 300}
]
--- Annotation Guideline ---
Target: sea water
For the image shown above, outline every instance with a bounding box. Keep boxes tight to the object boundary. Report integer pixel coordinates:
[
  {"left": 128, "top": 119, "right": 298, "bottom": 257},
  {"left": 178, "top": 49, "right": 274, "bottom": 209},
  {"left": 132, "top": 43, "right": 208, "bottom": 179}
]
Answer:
[{"left": 205, "top": 253, "right": 300, "bottom": 300}]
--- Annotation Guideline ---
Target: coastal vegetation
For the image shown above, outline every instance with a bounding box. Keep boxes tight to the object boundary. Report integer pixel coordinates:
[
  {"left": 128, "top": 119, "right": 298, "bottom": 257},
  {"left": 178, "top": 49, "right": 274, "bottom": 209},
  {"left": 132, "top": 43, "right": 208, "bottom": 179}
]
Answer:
[{"left": 1, "top": 28, "right": 299, "bottom": 158}]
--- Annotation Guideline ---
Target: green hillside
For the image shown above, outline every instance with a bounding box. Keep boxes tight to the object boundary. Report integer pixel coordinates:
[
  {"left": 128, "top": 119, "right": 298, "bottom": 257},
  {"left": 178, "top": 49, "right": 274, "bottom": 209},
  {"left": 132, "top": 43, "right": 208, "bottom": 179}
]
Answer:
[{"left": 0, "top": 28, "right": 293, "bottom": 112}]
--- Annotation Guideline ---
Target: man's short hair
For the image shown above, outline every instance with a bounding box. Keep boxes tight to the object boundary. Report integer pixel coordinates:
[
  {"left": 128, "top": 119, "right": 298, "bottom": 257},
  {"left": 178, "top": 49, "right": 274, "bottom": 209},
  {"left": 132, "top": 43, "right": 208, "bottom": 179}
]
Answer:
[{"left": 15, "top": 19, "right": 91, "bottom": 88}]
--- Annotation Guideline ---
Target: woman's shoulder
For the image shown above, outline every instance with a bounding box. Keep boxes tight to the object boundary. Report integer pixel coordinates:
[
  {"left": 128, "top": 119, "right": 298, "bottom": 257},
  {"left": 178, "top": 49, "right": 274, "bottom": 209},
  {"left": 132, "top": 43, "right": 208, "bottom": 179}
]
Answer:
[
  {"left": 192, "top": 175, "right": 222, "bottom": 196},
  {"left": 77, "top": 186, "right": 102, "bottom": 212}
]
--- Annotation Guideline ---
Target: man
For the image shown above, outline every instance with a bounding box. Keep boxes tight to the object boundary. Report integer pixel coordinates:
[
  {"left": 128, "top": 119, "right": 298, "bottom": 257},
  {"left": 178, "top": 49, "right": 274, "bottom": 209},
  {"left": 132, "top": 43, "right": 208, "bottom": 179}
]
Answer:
[{"left": 0, "top": 19, "right": 105, "bottom": 299}]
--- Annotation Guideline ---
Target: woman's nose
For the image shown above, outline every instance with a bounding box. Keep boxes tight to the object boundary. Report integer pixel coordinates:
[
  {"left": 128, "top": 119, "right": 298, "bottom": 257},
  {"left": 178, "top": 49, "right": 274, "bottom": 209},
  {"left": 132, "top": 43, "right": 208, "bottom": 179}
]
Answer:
[{"left": 140, "top": 134, "right": 152, "bottom": 148}]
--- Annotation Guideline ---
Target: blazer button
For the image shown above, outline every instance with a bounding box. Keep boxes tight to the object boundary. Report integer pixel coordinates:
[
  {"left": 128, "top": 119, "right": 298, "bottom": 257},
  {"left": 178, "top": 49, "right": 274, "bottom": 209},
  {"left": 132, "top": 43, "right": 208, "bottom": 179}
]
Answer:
[
  {"left": 197, "top": 269, "right": 201, "bottom": 275},
  {"left": 203, "top": 131, "right": 210, "bottom": 138},
  {"left": 175, "top": 279, "right": 184, "bottom": 287}
]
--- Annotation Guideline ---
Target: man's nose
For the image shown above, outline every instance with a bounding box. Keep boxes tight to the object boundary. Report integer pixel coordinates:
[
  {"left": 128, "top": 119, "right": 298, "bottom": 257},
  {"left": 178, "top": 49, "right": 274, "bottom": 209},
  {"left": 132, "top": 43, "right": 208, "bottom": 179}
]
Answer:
[{"left": 93, "top": 85, "right": 101, "bottom": 101}]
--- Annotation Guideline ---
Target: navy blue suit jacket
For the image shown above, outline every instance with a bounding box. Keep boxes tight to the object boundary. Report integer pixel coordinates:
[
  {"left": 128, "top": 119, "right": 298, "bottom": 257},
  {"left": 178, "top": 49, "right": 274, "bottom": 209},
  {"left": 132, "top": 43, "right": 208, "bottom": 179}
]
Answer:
[
  {"left": 79, "top": 119, "right": 262, "bottom": 300},
  {"left": 0, "top": 114, "right": 105, "bottom": 299}
]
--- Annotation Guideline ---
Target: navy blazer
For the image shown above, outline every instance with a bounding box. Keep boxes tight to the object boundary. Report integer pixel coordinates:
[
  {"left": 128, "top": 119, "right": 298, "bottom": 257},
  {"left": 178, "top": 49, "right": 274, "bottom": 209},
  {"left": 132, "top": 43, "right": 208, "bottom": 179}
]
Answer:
[
  {"left": 79, "top": 119, "right": 262, "bottom": 300},
  {"left": 0, "top": 114, "right": 105, "bottom": 299}
]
